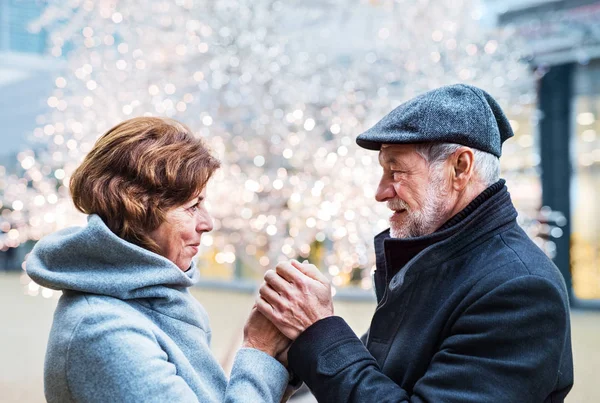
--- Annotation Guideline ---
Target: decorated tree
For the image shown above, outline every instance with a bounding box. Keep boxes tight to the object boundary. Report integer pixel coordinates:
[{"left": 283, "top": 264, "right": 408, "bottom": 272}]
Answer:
[{"left": 1, "top": 0, "right": 540, "bottom": 293}]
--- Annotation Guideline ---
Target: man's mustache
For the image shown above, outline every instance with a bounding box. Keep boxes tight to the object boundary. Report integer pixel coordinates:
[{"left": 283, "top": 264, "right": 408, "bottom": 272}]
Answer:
[{"left": 387, "top": 199, "right": 409, "bottom": 211}]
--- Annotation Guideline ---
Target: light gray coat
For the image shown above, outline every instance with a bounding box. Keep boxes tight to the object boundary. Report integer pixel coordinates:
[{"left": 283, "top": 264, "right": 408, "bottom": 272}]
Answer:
[{"left": 27, "top": 215, "right": 288, "bottom": 403}]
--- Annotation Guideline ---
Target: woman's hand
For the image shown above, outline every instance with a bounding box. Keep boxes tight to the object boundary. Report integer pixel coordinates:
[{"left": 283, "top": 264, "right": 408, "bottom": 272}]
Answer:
[{"left": 242, "top": 305, "right": 291, "bottom": 363}]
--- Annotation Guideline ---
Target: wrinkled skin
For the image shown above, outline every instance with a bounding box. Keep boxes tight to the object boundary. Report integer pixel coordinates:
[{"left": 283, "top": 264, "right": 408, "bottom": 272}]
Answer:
[
  {"left": 242, "top": 306, "right": 291, "bottom": 359},
  {"left": 257, "top": 260, "right": 334, "bottom": 341}
]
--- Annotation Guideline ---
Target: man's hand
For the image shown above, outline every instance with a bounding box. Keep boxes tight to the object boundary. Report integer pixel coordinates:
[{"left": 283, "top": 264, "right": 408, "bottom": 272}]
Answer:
[
  {"left": 256, "top": 260, "right": 333, "bottom": 341},
  {"left": 242, "top": 306, "right": 290, "bottom": 361}
]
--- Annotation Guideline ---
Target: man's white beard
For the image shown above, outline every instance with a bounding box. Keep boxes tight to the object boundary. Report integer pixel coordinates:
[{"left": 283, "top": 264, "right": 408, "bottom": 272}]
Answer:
[{"left": 389, "top": 172, "right": 450, "bottom": 239}]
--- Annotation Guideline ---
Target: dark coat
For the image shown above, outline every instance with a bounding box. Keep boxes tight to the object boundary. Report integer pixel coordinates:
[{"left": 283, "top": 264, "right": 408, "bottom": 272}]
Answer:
[{"left": 288, "top": 184, "right": 573, "bottom": 402}]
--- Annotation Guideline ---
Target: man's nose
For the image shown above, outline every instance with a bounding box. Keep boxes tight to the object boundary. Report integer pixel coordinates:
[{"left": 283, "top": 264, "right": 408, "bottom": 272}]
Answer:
[{"left": 375, "top": 178, "right": 396, "bottom": 202}]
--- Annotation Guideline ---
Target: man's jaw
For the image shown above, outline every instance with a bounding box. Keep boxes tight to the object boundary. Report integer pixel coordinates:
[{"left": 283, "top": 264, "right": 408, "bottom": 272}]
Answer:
[
  {"left": 390, "top": 223, "right": 410, "bottom": 239},
  {"left": 386, "top": 200, "right": 410, "bottom": 238},
  {"left": 390, "top": 209, "right": 407, "bottom": 222}
]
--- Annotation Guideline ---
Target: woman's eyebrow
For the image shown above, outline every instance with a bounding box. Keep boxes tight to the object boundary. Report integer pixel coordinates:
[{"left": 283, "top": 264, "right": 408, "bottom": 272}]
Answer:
[{"left": 185, "top": 196, "right": 201, "bottom": 207}]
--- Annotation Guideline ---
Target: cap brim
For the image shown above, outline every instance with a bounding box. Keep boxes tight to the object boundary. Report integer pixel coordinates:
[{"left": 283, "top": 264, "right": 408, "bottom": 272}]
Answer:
[{"left": 355, "top": 136, "right": 383, "bottom": 150}]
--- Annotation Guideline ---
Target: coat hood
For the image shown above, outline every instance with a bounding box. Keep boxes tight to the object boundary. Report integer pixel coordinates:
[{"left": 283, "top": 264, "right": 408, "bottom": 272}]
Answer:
[{"left": 26, "top": 214, "right": 200, "bottom": 300}]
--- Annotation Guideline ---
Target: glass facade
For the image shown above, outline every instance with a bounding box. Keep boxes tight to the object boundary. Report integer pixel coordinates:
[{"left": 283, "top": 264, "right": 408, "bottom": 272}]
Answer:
[
  {"left": 0, "top": 0, "right": 46, "bottom": 54},
  {"left": 572, "top": 60, "right": 600, "bottom": 300},
  {"left": 501, "top": 103, "right": 542, "bottom": 216}
]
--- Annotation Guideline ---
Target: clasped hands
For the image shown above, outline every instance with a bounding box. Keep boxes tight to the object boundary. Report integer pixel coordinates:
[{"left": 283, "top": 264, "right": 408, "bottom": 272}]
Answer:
[{"left": 242, "top": 260, "right": 333, "bottom": 365}]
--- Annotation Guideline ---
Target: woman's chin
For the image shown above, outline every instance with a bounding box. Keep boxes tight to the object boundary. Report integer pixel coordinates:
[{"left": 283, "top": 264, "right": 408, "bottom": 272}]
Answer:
[{"left": 174, "top": 257, "right": 195, "bottom": 272}]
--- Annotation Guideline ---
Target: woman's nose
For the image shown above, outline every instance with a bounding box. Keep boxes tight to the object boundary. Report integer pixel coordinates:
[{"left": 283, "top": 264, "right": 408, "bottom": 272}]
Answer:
[{"left": 196, "top": 209, "right": 213, "bottom": 233}]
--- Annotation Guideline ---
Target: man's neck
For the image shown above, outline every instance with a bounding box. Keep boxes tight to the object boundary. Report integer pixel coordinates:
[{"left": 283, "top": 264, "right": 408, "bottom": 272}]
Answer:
[
  {"left": 433, "top": 179, "right": 506, "bottom": 234},
  {"left": 444, "top": 182, "right": 487, "bottom": 225}
]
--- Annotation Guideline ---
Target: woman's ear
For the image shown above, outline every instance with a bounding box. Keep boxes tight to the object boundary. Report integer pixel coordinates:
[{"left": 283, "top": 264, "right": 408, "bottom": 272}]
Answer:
[{"left": 451, "top": 147, "right": 475, "bottom": 191}]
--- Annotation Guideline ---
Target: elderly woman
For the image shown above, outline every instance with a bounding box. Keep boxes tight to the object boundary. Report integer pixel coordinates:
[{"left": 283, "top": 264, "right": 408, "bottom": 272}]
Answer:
[{"left": 27, "top": 117, "right": 291, "bottom": 402}]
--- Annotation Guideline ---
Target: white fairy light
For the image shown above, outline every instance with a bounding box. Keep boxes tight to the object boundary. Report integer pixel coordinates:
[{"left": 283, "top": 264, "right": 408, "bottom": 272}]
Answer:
[{"left": 1, "top": 0, "right": 540, "bottom": 291}]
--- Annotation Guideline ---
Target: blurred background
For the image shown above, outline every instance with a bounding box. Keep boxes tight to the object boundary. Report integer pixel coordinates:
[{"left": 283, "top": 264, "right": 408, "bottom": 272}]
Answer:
[{"left": 0, "top": 0, "right": 598, "bottom": 401}]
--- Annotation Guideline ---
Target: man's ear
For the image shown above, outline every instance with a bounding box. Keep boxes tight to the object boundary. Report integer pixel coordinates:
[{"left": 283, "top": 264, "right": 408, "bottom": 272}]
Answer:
[{"left": 451, "top": 147, "right": 475, "bottom": 191}]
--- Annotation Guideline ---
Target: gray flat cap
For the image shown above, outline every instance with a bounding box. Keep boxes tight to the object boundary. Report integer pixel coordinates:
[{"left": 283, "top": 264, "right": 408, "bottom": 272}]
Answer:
[{"left": 356, "top": 84, "right": 513, "bottom": 157}]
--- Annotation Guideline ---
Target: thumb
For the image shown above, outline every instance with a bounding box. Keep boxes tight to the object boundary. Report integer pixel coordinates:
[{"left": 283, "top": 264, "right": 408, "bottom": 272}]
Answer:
[{"left": 291, "top": 260, "right": 327, "bottom": 284}]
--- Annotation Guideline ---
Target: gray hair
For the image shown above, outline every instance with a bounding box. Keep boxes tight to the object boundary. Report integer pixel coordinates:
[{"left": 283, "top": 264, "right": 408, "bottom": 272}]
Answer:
[{"left": 414, "top": 143, "right": 500, "bottom": 186}]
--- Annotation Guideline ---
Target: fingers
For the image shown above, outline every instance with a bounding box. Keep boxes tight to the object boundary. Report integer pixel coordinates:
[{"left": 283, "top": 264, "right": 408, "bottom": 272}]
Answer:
[
  {"left": 245, "top": 299, "right": 292, "bottom": 356},
  {"left": 290, "top": 259, "right": 328, "bottom": 284},
  {"left": 256, "top": 296, "right": 278, "bottom": 325},
  {"left": 274, "top": 259, "right": 327, "bottom": 285},
  {"left": 259, "top": 283, "right": 285, "bottom": 310},
  {"left": 275, "top": 261, "right": 305, "bottom": 283},
  {"left": 256, "top": 295, "right": 298, "bottom": 340},
  {"left": 264, "top": 269, "right": 291, "bottom": 295}
]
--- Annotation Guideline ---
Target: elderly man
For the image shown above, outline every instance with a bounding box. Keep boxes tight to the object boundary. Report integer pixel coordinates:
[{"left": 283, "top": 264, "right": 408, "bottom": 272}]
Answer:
[{"left": 257, "top": 84, "right": 573, "bottom": 402}]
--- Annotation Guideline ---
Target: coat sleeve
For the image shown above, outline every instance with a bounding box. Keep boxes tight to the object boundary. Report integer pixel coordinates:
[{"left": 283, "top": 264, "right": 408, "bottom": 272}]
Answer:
[
  {"left": 225, "top": 348, "right": 289, "bottom": 403},
  {"left": 65, "top": 313, "right": 288, "bottom": 403},
  {"left": 287, "top": 275, "right": 569, "bottom": 403}
]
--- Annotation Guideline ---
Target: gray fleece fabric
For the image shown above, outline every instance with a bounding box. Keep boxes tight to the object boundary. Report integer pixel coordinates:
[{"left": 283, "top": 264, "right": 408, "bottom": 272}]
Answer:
[{"left": 27, "top": 214, "right": 289, "bottom": 403}]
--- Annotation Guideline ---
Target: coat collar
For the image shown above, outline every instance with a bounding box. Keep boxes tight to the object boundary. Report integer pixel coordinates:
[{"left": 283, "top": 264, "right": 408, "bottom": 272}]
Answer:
[{"left": 373, "top": 180, "right": 517, "bottom": 301}]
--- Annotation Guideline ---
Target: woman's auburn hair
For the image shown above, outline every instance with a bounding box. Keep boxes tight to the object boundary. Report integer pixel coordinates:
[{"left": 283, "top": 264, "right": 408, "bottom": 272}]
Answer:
[{"left": 70, "top": 117, "right": 220, "bottom": 253}]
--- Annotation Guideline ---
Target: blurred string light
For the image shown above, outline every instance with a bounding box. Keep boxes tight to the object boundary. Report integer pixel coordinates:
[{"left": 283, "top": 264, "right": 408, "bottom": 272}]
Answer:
[{"left": 0, "top": 0, "right": 544, "bottom": 292}]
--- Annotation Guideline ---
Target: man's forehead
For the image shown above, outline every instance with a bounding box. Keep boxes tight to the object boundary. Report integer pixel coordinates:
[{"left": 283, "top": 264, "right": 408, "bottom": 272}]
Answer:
[{"left": 378, "top": 144, "right": 416, "bottom": 165}]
